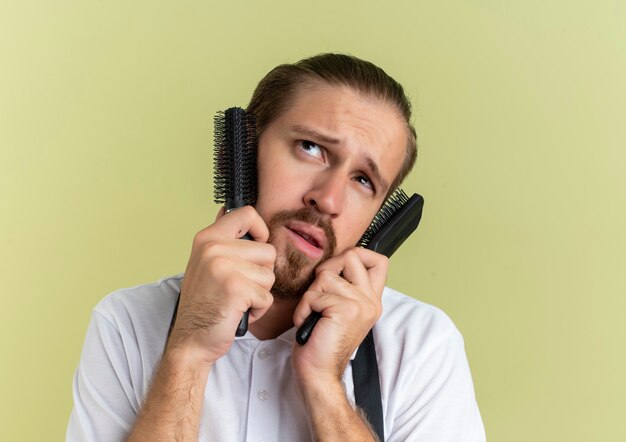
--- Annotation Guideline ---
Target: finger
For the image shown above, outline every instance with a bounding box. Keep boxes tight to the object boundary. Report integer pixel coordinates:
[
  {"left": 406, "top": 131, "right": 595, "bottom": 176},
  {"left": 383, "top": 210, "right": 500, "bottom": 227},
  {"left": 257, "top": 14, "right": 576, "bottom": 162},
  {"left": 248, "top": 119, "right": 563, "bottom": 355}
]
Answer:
[
  {"left": 218, "top": 272, "right": 274, "bottom": 319},
  {"left": 336, "top": 249, "right": 371, "bottom": 289},
  {"left": 309, "top": 269, "right": 352, "bottom": 297},
  {"left": 247, "top": 285, "right": 274, "bottom": 323},
  {"left": 298, "top": 289, "right": 364, "bottom": 325},
  {"left": 349, "top": 248, "right": 389, "bottom": 295},
  {"left": 230, "top": 260, "right": 275, "bottom": 291},
  {"left": 294, "top": 287, "right": 357, "bottom": 323},
  {"left": 315, "top": 249, "right": 374, "bottom": 292},
  {"left": 205, "top": 239, "right": 276, "bottom": 270},
  {"left": 315, "top": 253, "right": 344, "bottom": 276},
  {"left": 293, "top": 290, "right": 326, "bottom": 327},
  {"left": 209, "top": 206, "right": 270, "bottom": 242}
]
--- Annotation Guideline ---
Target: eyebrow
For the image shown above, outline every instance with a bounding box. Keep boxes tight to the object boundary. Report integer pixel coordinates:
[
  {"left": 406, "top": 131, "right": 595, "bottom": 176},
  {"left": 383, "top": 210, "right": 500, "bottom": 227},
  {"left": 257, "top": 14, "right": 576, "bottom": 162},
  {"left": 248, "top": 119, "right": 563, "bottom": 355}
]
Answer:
[
  {"left": 290, "top": 125, "right": 390, "bottom": 194},
  {"left": 291, "top": 125, "right": 340, "bottom": 145}
]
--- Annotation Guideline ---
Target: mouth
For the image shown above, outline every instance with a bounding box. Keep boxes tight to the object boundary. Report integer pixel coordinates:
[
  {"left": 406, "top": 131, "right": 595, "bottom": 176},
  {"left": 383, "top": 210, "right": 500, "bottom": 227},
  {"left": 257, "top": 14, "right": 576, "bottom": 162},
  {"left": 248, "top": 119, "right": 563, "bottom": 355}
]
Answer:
[{"left": 284, "top": 222, "right": 326, "bottom": 260}]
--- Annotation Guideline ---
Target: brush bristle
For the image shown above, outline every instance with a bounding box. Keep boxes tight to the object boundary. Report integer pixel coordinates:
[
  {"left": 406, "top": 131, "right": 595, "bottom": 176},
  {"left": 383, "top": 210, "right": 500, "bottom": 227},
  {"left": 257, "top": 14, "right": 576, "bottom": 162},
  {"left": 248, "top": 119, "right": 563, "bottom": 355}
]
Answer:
[
  {"left": 213, "top": 107, "right": 258, "bottom": 208},
  {"left": 357, "top": 188, "right": 410, "bottom": 248}
]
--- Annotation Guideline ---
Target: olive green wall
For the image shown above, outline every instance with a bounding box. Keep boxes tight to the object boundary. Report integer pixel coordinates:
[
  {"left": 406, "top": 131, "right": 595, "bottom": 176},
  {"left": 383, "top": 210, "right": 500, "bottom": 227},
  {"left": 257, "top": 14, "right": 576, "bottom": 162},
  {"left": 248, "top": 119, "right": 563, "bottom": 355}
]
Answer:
[{"left": 1, "top": 1, "right": 624, "bottom": 440}]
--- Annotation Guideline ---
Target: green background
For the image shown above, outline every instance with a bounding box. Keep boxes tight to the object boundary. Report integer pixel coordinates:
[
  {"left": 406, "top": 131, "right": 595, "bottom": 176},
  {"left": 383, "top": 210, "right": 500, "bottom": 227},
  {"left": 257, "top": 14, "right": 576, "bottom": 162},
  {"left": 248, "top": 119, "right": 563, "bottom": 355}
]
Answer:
[{"left": 1, "top": 1, "right": 624, "bottom": 440}]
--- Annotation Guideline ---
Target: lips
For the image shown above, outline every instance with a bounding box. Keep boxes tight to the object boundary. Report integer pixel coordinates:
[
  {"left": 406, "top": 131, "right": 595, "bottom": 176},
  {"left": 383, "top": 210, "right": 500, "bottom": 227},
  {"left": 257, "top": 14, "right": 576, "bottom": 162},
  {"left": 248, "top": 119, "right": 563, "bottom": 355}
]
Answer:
[
  {"left": 284, "top": 221, "right": 327, "bottom": 259},
  {"left": 289, "top": 228, "right": 321, "bottom": 248}
]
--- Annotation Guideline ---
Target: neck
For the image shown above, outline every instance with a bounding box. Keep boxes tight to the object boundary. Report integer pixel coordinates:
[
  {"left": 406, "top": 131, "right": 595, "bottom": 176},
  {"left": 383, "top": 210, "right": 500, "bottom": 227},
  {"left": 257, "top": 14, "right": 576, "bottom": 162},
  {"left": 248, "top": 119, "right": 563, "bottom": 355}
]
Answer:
[{"left": 248, "top": 298, "right": 300, "bottom": 340}]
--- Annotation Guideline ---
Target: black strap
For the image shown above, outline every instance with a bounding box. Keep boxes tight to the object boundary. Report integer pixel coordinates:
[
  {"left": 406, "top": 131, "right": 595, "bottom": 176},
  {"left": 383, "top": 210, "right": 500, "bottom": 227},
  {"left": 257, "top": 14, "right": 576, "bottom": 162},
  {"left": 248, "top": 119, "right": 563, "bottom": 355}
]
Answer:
[
  {"left": 167, "top": 294, "right": 180, "bottom": 339},
  {"left": 351, "top": 329, "right": 384, "bottom": 441},
  {"left": 168, "top": 295, "right": 384, "bottom": 440}
]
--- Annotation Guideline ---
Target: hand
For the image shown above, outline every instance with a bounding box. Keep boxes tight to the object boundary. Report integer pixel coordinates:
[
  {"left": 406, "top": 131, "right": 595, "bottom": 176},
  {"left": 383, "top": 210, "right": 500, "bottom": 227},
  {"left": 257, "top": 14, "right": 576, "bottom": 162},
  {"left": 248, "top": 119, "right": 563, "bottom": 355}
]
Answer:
[
  {"left": 169, "top": 206, "right": 276, "bottom": 365},
  {"left": 291, "top": 247, "right": 388, "bottom": 385}
]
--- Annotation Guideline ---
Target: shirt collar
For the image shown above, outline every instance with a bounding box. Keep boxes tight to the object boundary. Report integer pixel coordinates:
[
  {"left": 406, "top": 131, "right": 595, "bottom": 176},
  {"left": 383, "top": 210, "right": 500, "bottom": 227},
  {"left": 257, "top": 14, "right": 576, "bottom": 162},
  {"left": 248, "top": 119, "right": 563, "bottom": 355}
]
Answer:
[{"left": 234, "top": 326, "right": 359, "bottom": 360}]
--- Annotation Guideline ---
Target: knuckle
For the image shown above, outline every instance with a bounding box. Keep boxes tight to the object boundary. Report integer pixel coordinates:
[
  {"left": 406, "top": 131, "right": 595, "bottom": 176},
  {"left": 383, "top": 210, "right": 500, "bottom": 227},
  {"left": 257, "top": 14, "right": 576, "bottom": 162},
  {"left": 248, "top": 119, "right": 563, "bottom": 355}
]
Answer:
[
  {"left": 240, "top": 205, "right": 256, "bottom": 218},
  {"left": 200, "top": 241, "right": 222, "bottom": 259},
  {"left": 266, "top": 243, "right": 277, "bottom": 261},
  {"left": 261, "top": 267, "right": 276, "bottom": 289},
  {"left": 319, "top": 291, "right": 333, "bottom": 303},
  {"left": 364, "top": 301, "right": 378, "bottom": 321},
  {"left": 343, "top": 299, "right": 361, "bottom": 320},
  {"left": 366, "top": 298, "right": 382, "bottom": 321},
  {"left": 222, "top": 274, "right": 243, "bottom": 294},
  {"left": 241, "top": 206, "right": 259, "bottom": 225},
  {"left": 260, "top": 243, "right": 277, "bottom": 265},
  {"left": 374, "top": 303, "right": 383, "bottom": 319},
  {"left": 192, "top": 230, "right": 207, "bottom": 248},
  {"left": 361, "top": 247, "right": 387, "bottom": 263},
  {"left": 260, "top": 288, "right": 274, "bottom": 307},
  {"left": 343, "top": 249, "right": 359, "bottom": 262},
  {"left": 206, "top": 253, "right": 229, "bottom": 275},
  {"left": 344, "top": 296, "right": 379, "bottom": 323},
  {"left": 318, "top": 269, "right": 336, "bottom": 282},
  {"left": 381, "top": 252, "right": 389, "bottom": 262},
  {"left": 302, "top": 290, "right": 316, "bottom": 303},
  {"left": 378, "top": 254, "right": 389, "bottom": 269}
]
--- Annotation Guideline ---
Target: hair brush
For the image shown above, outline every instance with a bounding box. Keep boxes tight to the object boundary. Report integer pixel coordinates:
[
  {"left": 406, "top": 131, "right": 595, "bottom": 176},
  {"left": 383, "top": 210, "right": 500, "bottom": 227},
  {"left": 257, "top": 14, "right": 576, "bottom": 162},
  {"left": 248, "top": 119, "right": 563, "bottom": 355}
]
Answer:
[
  {"left": 213, "top": 107, "right": 258, "bottom": 336},
  {"left": 295, "top": 189, "right": 424, "bottom": 345}
]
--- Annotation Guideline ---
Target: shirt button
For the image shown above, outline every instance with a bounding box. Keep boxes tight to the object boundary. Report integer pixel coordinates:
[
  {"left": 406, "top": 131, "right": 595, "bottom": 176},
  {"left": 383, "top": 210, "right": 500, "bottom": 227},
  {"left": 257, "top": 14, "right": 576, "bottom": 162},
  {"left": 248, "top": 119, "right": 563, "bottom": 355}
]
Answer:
[
  {"left": 257, "top": 389, "right": 270, "bottom": 401},
  {"left": 258, "top": 349, "right": 271, "bottom": 359}
]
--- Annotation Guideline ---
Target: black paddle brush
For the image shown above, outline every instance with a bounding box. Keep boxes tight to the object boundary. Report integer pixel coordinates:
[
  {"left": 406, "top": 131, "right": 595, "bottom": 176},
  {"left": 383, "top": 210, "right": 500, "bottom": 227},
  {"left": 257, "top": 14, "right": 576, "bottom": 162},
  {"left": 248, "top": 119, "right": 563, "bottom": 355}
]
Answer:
[
  {"left": 295, "top": 189, "right": 425, "bottom": 345},
  {"left": 213, "top": 107, "right": 258, "bottom": 337}
]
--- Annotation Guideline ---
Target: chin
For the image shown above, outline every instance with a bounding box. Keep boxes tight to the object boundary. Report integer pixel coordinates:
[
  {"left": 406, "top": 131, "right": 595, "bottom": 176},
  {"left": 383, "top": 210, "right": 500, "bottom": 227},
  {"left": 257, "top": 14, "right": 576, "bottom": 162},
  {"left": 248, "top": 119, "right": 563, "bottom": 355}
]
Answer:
[{"left": 271, "top": 244, "right": 318, "bottom": 301}]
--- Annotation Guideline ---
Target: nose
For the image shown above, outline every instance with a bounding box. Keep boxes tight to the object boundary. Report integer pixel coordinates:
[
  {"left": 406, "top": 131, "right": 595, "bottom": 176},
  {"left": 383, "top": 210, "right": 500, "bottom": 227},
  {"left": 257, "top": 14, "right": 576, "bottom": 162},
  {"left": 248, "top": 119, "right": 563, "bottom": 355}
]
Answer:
[{"left": 303, "top": 169, "right": 347, "bottom": 218}]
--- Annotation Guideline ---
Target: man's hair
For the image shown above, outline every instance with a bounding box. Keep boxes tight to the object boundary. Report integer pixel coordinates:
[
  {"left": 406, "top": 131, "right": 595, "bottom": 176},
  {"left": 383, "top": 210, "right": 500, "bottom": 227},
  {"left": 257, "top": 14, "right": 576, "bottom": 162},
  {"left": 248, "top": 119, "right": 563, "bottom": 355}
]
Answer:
[{"left": 247, "top": 53, "right": 417, "bottom": 190}]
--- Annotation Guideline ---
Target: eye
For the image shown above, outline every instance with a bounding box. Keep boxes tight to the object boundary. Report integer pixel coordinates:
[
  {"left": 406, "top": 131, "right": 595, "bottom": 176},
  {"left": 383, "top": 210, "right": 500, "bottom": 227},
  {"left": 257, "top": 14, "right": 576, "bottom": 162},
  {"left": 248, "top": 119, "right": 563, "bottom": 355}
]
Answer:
[
  {"left": 354, "top": 174, "right": 375, "bottom": 192},
  {"left": 299, "top": 140, "right": 323, "bottom": 160}
]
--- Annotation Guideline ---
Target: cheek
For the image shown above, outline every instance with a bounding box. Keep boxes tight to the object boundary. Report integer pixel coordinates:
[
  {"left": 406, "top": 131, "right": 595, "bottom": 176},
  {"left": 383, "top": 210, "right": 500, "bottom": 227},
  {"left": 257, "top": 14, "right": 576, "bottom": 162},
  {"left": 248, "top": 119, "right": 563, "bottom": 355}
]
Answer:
[
  {"left": 255, "top": 162, "right": 307, "bottom": 219},
  {"left": 335, "top": 213, "right": 376, "bottom": 251}
]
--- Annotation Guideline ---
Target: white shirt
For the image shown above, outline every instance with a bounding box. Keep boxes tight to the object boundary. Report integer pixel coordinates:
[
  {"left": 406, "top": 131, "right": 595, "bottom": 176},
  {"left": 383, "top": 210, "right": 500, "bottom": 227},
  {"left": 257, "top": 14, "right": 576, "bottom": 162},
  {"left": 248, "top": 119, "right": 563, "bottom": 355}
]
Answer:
[{"left": 67, "top": 275, "right": 485, "bottom": 441}]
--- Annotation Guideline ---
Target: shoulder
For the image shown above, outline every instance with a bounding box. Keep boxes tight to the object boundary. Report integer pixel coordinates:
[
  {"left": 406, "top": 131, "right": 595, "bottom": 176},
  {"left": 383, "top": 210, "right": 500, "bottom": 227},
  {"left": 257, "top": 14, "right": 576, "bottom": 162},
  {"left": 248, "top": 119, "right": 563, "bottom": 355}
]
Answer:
[
  {"left": 375, "top": 287, "right": 485, "bottom": 441},
  {"left": 93, "top": 274, "right": 182, "bottom": 338},
  {"left": 377, "top": 286, "right": 462, "bottom": 350},
  {"left": 374, "top": 286, "right": 469, "bottom": 389},
  {"left": 68, "top": 275, "right": 183, "bottom": 440}
]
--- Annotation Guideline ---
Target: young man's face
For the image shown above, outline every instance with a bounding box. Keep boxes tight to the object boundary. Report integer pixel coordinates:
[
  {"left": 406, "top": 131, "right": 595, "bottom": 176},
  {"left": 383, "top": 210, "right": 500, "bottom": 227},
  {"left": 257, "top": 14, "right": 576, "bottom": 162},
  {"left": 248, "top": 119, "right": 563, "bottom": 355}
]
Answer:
[{"left": 254, "top": 82, "right": 407, "bottom": 299}]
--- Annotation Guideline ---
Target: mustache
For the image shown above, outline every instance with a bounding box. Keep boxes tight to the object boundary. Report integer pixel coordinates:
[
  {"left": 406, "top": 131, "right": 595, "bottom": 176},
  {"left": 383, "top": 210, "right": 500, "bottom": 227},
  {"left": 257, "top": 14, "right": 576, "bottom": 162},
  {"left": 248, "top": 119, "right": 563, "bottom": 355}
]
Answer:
[{"left": 268, "top": 207, "right": 337, "bottom": 256}]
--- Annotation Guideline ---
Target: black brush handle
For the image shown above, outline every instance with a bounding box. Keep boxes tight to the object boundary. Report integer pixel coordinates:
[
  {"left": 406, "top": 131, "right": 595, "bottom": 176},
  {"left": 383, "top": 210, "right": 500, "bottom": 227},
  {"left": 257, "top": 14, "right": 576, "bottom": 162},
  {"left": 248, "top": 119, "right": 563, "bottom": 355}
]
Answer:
[
  {"left": 295, "top": 312, "right": 322, "bottom": 345},
  {"left": 236, "top": 310, "right": 250, "bottom": 337},
  {"left": 235, "top": 231, "right": 254, "bottom": 336}
]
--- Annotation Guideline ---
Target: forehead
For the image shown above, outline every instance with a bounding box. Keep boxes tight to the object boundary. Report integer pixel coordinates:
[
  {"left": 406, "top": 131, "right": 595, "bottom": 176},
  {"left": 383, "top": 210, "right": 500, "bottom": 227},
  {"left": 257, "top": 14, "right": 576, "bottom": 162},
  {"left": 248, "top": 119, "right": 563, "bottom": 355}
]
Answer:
[{"left": 270, "top": 83, "right": 407, "bottom": 186}]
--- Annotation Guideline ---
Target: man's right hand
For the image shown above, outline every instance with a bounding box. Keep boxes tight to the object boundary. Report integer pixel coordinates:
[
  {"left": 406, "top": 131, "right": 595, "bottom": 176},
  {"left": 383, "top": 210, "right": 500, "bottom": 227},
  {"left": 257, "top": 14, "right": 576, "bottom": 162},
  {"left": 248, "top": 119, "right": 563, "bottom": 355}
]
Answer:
[
  {"left": 127, "top": 206, "right": 275, "bottom": 441},
  {"left": 168, "top": 205, "right": 276, "bottom": 365}
]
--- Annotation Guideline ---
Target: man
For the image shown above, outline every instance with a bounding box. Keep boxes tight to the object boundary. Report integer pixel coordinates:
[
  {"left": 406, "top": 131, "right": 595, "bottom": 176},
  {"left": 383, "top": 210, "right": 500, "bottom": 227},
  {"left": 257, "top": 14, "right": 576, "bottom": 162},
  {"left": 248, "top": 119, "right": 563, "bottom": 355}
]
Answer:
[{"left": 68, "top": 54, "right": 485, "bottom": 441}]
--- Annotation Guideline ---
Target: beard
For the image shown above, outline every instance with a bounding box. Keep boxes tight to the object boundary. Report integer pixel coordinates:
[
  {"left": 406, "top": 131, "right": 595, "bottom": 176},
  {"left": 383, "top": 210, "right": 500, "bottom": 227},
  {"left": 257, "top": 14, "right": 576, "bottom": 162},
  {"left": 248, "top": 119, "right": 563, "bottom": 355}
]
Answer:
[{"left": 267, "top": 208, "right": 337, "bottom": 301}]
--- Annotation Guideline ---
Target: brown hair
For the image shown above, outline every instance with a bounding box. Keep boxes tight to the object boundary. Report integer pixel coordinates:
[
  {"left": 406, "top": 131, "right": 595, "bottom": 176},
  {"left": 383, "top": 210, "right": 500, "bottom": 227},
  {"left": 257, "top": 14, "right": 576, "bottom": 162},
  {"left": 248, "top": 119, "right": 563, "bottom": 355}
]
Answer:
[{"left": 247, "top": 53, "right": 417, "bottom": 190}]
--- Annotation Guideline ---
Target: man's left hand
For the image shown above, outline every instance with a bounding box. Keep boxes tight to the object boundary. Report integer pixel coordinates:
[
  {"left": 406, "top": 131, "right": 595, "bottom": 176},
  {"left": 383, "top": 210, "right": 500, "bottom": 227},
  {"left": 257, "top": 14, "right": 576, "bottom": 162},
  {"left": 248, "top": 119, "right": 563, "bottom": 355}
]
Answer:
[{"left": 291, "top": 247, "right": 388, "bottom": 386}]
